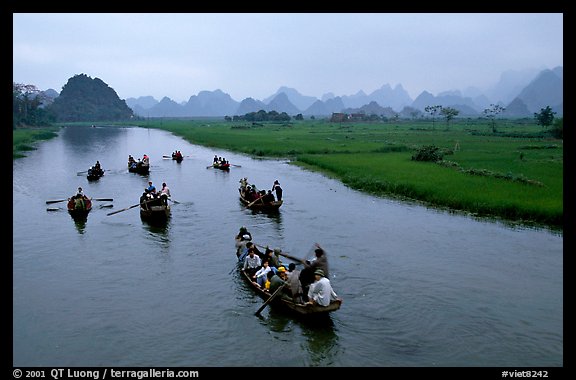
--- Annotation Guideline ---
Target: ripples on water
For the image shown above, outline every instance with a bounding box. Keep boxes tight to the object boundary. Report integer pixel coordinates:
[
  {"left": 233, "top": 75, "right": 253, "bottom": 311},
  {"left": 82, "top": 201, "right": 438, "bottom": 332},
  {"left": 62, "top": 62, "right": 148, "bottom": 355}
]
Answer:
[{"left": 12, "top": 126, "right": 563, "bottom": 367}]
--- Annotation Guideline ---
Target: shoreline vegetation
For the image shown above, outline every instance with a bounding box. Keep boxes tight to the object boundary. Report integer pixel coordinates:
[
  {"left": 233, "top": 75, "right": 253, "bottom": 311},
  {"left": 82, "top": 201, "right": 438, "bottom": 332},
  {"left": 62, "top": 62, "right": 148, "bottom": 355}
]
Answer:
[
  {"left": 12, "top": 126, "right": 60, "bottom": 159},
  {"left": 14, "top": 120, "right": 562, "bottom": 231}
]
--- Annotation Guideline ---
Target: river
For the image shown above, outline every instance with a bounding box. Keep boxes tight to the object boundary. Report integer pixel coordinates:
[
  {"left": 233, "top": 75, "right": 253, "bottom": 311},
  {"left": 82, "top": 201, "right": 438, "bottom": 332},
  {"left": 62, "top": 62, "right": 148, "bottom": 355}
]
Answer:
[{"left": 12, "top": 125, "right": 563, "bottom": 367}]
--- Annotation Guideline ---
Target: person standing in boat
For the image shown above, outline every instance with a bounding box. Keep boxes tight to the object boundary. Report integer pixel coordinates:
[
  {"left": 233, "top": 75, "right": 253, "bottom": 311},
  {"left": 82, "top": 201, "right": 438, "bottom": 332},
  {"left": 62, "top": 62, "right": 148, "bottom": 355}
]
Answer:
[
  {"left": 299, "top": 243, "right": 330, "bottom": 299},
  {"left": 286, "top": 263, "right": 304, "bottom": 303},
  {"left": 272, "top": 180, "right": 283, "bottom": 201},
  {"left": 160, "top": 182, "right": 171, "bottom": 205},
  {"left": 306, "top": 269, "right": 339, "bottom": 307}
]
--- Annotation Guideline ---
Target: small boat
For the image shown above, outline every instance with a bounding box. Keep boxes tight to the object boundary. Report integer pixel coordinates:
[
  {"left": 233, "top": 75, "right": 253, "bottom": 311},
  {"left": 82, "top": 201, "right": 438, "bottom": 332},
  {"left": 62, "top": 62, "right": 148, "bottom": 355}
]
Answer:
[
  {"left": 172, "top": 152, "right": 183, "bottom": 162},
  {"left": 128, "top": 161, "right": 150, "bottom": 175},
  {"left": 212, "top": 161, "right": 230, "bottom": 171},
  {"left": 87, "top": 167, "right": 104, "bottom": 181},
  {"left": 239, "top": 186, "right": 282, "bottom": 211},
  {"left": 140, "top": 198, "right": 170, "bottom": 222},
  {"left": 67, "top": 196, "right": 92, "bottom": 220},
  {"left": 236, "top": 249, "right": 341, "bottom": 316}
]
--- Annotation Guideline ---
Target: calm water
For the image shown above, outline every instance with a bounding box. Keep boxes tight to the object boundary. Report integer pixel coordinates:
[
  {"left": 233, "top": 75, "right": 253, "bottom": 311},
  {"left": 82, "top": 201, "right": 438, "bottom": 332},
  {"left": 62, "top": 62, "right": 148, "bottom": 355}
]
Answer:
[{"left": 13, "top": 126, "right": 563, "bottom": 367}]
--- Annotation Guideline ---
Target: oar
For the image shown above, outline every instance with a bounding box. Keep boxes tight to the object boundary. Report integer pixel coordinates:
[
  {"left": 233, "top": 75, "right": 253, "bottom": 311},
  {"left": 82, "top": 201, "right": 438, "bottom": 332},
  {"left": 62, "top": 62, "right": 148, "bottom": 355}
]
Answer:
[
  {"left": 46, "top": 199, "right": 68, "bottom": 204},
  {"left": 163, "top": 155, "right": 171, "bottom": 159},
  {"left": 106, "top": 203, "right": 142, "bottom": 216},
  {"left": 76, "top": 170, "right": 88, "bottom": 175},
  {"left": 255, "top": 244, "right": 306, "bottom": 264},
  {"left": 99, "top": 204, "right": 113, "bottom": 208},
  {"left": 246, "top": 197, "right": 265, "bottom": 208},
  {"left": 46, "top": 207, "right": 61, "bottom": 211},
  {"left": 255, "top": 283, "right": 286, "bottom": 316},
  {"left": 106, "top": 198, "right": 155, "bottom": 216},
  {"left": 206, "top": 165, "right": 214, "bottom": 169},
  {"left": 92, "top": 198, "right": 114, "bottom": 201},
  {"left": 231, "top": 164, "right": 242, "bottom": 167}
]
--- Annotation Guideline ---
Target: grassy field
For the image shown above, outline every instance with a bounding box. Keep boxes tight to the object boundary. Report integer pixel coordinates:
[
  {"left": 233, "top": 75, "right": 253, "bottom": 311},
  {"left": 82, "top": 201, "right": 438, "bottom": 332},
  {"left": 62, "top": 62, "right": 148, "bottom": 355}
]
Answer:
[
  {"left": 134, "top": 119, "right": 562, "bottom": 230},
  {"left": 13, "top": 126, "right": 61, "bottom": 158}
]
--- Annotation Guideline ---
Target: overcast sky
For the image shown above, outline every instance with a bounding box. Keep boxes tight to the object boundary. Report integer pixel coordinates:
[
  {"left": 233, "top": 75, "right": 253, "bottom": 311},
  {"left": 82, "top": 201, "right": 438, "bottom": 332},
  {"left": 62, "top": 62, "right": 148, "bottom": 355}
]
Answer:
[{"left": 13, "top": 13, "right": 563, "bottom": 103}]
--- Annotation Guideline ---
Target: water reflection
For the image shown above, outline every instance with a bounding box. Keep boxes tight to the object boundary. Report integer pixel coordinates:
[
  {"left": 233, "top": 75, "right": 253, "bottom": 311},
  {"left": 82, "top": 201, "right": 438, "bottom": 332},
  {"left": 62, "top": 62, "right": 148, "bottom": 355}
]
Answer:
[
  {"left": 71, "top": 216, "right": 87, "bottom": 234},
  {"left": 265, "top": 308, "right": 340, "bottom": 366}
]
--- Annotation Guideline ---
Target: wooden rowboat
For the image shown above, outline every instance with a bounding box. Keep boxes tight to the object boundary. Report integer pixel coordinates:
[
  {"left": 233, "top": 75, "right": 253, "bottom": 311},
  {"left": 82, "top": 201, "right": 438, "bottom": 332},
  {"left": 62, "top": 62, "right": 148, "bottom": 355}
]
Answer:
[
  {"left": 128, "top": 162, "right": 150, "bottom": 175},
  {"left": 140, "top": 200, "right": 170, "bottom": 222},
  {"left": 67, "top": 197, "right": 92, "bottom": 220},
  {"left": 212, "top": 162, "right": 230, "bottom": 170},
  {"left": 237, "top": 256, "right": 341, "bottom": 316}
]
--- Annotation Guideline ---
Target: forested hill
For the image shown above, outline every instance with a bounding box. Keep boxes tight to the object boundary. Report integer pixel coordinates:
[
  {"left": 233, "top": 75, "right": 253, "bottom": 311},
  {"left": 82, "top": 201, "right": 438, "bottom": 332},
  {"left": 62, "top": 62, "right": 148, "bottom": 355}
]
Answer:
[{"left": 47, "top": 74, "right": 134, "bottom": 122}]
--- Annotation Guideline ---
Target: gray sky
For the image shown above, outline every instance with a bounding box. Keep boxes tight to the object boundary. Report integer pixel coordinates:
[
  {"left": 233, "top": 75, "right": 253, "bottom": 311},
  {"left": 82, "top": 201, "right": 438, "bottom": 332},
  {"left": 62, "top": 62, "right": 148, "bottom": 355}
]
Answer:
[{"left": 13, "top": 13, "right": 563, "bottom": 103}]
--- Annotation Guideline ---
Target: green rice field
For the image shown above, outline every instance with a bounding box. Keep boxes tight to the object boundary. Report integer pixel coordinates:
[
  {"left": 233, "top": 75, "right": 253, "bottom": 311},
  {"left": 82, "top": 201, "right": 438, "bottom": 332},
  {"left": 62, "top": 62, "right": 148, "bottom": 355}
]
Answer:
[{"left": 140, "top": 119, "right": 562, "bottom": 229}]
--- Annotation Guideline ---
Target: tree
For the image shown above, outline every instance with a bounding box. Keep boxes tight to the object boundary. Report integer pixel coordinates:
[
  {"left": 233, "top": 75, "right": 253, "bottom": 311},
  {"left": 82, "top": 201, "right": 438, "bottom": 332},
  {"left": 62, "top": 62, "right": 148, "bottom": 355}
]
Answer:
[
  {"left": 294, "top": 113, "right": 303, "bottom": 120},
  {"left": 483, "top": 104, "right": 506, "bottom": 133},
  {"left": 534, "top": 106, "right": 556, "bottom": 130},
  {"left": 424, "top": 105, "right": 443, "bottom": 129},
  {"left": 440, "top": 107, "right": 459, "bottom": 128},
  {"left": 13, "top": 82, "right": 55, "bottom": 127}
]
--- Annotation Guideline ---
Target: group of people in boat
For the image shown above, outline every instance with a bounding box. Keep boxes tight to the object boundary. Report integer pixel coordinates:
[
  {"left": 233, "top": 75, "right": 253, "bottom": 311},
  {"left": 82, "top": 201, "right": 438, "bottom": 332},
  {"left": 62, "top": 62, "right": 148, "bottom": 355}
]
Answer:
[
  {"left": 128, "top": 154, "right": 150, "bottom": 169},
  {"left": 87, "top": 161, "right": 104, "bottom": 178},
  {"left": 238, "top": 177, "right": 283, "bottom": 205},
  {"left": 213, "top": 155, "right": 230, "bottom": 167},
  {"left": 70, "top": 186, "right": 90, "bottom": 210},
  {"left": 139, "top": 181, "right": 171, "bottom": 209},
  {"left": 172, "top": 151, "right": 183, "bottom": 160},
  {"left": 140, "top": 181, "right": 171, "bottom": 208},
  {"left": 235, "top": 227, "right": 340, "bottom": 307}
]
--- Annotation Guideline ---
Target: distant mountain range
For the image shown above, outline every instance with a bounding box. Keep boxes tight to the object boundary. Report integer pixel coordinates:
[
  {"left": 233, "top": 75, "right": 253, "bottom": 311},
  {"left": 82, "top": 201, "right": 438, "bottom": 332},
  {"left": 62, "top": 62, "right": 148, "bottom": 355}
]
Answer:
[{"left": 45, "top": 66, "right": 563, "bottom": 118}]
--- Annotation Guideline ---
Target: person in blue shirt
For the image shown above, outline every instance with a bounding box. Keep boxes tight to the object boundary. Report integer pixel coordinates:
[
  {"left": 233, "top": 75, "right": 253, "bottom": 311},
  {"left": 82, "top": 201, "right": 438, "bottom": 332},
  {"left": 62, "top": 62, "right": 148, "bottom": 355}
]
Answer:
[{"left": 146, "top": 181, "right": 156, "bottom": 194}]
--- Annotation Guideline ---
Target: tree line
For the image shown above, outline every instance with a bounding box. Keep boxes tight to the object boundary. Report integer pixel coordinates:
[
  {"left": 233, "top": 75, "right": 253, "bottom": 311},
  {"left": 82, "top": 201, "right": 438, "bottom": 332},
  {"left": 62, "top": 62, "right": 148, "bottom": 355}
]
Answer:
[{"left": 13, "top": 83, "right": 55, "bottom": 128}]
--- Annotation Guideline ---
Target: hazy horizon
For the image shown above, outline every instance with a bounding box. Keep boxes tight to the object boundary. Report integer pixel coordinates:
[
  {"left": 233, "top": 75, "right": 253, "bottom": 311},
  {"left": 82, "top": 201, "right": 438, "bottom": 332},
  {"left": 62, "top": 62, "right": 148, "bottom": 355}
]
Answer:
[{"left": 13, "top": 13, "right": 563, "bottom": 103}]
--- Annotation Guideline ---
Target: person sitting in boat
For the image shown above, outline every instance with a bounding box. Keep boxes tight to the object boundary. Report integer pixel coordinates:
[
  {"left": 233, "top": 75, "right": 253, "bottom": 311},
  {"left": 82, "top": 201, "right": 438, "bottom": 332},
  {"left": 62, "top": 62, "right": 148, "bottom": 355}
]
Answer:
[
  {"left": 269, "top": 266, "right": 292, "bottom": 300},
  {"left": 306, "top": 269, "right": 340, "bottom": 307},
  {"left": 262, "top": 190, "right": 276, "bottom": 204},
  {"left": 147, "top": 181, "right": 156, "bottom": 194},
  {"left": 242, "top": 249, "right": 262, "bottom": 278},
  {"left": 72, "top": 187, "right": 87, "bottom": 209},
  {"left": 142, "top": 154, "right": 150, "bottom": 165},
  {"left": 264, "top": 270, "right": 275, "bottom": 292},
  {"left": 253, "top": 260, "right": 272, "bottom": 288},
  {"left": 94, "top": 161, "right": 101, "bottom": 170},
  {"left": 239, "top": 177, "right": 248, "bottom": 189},
  {"left": 263, "top": 248, "right": 282, "bottom": 272},
  {"left": 235, "top": 226, "right": 252, "bottom": 242}
]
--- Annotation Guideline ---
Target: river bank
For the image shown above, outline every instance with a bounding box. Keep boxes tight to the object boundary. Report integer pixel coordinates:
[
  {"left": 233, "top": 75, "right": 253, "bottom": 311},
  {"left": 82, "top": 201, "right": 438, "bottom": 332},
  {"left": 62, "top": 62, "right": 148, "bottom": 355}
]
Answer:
[{"left": 140, "top": 119, "right": 562, "bottom": 231}]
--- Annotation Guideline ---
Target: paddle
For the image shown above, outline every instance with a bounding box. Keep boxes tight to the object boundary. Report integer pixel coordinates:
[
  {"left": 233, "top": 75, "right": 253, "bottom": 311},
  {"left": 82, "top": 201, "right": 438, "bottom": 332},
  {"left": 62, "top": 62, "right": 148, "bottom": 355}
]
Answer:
[
  {"left": 76, "top": 170, "right": 88, "bottom": 175},
  {"left": 46, "top": 199, "right": 68, "bottom": 204},
  {"left": 206, "top": 165, "right": 214, "bottom": 169},
  {"left": 231, "top": 164, "right": 242, "bottom": 167},
  {"left": 107, "top": 198, "right": 159, "bottom": 216},
  {"left": 255, "top": 283, "right": 286, "bottom": 315},
  {"left": 99, "top": 204, "right": 113, "bottom": 208},
  {"left": 46, "top": 207, "right": 61, "bottom": 211},
  {"left": 246, "top": 196, "right": 265, "bottom": 208},
  {"left": 92, "top": 198, "right": 114, "bottom": 202},
  {"left": 255, "top": 244, "right": 306, "bottom": 264}
]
